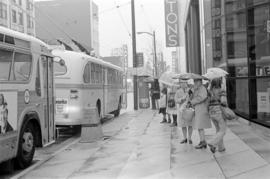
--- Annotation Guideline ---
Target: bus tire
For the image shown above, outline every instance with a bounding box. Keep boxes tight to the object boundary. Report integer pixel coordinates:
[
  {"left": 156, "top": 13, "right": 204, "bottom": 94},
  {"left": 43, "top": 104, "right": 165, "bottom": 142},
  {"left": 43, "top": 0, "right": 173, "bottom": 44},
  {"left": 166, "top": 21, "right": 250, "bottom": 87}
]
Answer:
[{"left": 16, "top": 122, "right": 35, "bottom": 169}]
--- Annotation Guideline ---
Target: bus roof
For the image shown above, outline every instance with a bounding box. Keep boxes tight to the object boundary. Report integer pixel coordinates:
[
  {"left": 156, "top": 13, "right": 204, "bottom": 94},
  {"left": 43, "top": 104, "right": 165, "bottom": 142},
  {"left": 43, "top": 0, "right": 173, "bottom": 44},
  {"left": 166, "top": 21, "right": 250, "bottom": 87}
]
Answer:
[
  {"left": 0, "top": 26, "right": 50, "bottom": 53},
  {"left": 52, "top": 49, "right": 124, "bottom": 72}
]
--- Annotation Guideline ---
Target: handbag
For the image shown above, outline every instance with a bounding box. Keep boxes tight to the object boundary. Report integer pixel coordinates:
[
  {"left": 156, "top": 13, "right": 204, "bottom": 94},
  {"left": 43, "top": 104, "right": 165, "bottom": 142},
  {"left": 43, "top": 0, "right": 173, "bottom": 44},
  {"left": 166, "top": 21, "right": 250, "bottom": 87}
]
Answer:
[
  {"left": 182, "top": 107, "right": 194, "bottom": 123},
  {"left": 221, "top": 106, "right": 236, "bottom": 120}
]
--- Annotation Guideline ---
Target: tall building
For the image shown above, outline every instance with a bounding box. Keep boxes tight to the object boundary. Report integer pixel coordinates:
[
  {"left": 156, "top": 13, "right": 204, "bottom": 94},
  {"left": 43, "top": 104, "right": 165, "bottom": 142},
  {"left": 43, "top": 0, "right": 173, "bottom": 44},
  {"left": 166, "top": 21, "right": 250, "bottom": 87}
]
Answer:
[
  {"left": 171, "top": 51, "right": 179, "bottom": 73},
  {"left": 175, "top": 0, "right": 187, "bottom": 73},
  {"left": 186, "top": 0, "right": 270, "bottom": 128},
  {"left": 35, "top": 0, "right": 99, "bottom": 56},
  {"left": 0, "top": 0, "right": 35, "bottom": 36}
]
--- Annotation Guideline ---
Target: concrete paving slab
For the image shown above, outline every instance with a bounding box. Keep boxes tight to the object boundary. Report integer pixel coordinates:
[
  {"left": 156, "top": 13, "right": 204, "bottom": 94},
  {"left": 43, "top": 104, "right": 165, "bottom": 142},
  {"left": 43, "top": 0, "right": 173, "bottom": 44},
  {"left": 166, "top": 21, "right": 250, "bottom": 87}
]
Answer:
[
  {"left": 171, "top": 159, "right": 225, "bottom": 179},
  {"left": 216, "top": 149, "right": 268, "bottom": 178},
  {"left": 230, "top": 164, "right": 270, "bottom": 179}
]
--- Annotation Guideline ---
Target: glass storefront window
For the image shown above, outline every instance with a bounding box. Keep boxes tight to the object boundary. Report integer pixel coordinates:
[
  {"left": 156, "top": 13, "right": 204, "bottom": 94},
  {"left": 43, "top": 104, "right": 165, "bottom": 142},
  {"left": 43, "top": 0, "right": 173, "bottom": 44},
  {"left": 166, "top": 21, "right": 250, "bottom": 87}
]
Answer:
[
  {"left": 253, "top": 78, "right": 270, "bottom": 125},
  {"left": 227, "top": 78, "right": 250, "bottom": 118},
  {"left": 226, "top": 11, "right": 246, "bottom": 32},
  {"left": 248, "top": 5, "right": 270, "bottom": 77},
  {"left": 226, "top": 10, "right": 248, "bottom": 77},
  {"left": 247, "top": 0, "right": 269, "bottom": 7},
  {"left": 225, "top": 0, "right": 246, "bottom": 14}
]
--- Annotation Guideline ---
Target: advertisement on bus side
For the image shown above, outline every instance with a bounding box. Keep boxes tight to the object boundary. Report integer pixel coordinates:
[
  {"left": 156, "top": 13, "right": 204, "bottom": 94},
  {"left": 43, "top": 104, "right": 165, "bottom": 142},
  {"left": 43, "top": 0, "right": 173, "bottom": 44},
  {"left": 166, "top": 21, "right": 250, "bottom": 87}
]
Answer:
[{"left": 0, "top": 92, "right": 17, "bottom": 135}]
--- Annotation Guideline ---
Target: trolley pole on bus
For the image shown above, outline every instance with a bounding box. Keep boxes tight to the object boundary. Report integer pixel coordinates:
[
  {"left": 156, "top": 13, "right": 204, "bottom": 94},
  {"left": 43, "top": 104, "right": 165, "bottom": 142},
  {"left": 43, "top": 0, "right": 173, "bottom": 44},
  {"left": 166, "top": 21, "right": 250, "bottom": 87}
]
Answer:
[{"left": 131, "top": 0, "right": 138, "bottom": 110}]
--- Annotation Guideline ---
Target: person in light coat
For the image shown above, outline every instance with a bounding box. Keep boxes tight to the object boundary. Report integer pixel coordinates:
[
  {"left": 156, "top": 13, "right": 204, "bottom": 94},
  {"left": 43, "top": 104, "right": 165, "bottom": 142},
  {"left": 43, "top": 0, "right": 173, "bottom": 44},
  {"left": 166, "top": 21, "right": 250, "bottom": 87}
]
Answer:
[
  {"left": 175, "top": 81, "right": 193, "bottom": 144},
  {"left": 159, "top": 88, "right": 168, "bottom": 123},
  {"left": 167, "top": 86, "right": 177, "bottom": 126},
  {"left": 207, "top": 78, "right": 227, "bottom": 153},
  {"left": 189, "top": 79, "right": 211, "bottom": 149}
]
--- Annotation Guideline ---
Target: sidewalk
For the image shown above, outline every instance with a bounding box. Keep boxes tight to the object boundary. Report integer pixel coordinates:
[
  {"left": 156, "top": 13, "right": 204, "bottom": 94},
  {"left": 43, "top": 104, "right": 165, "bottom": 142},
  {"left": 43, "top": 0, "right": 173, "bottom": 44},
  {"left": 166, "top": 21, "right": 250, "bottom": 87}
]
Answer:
[{"left": 21, "top": 109, "right": 270, "bottom": 179}]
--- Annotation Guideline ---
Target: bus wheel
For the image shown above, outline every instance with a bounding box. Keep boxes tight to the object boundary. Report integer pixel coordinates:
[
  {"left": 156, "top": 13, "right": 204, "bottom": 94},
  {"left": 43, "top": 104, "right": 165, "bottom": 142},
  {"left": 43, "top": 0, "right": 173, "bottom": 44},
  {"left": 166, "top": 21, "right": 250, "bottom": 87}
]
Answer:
[
  {"left": 114, "top": 98, "right": 121, "bottom": 117},
  {"left": 16, "top": 122, "right": 35, "bottom": 169}
]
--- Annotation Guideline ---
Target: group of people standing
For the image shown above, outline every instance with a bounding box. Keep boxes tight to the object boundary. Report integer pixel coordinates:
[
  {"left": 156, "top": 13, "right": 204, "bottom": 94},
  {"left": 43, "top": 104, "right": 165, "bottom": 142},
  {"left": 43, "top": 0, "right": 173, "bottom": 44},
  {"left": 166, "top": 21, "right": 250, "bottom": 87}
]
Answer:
[{"left": 158, "top": 77, "right": 227, "bottom": 153}]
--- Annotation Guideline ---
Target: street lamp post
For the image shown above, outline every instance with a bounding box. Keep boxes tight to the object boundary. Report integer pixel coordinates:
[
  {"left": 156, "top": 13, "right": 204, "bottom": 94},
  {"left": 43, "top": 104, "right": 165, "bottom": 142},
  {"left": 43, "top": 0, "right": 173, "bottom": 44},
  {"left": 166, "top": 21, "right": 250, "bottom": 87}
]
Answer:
[{"left": 137, "top": 31, "right": 157, "bottom": 78}]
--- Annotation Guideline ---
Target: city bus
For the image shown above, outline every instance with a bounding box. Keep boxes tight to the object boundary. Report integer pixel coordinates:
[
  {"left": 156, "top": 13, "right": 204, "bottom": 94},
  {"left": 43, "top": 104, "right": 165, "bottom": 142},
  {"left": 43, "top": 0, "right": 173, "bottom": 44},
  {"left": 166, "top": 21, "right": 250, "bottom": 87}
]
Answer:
[
  {"left": 0, "top": 27, "right": 55, "bottom": 169},
  {"left": 53, "top": 49, "right": 125, "bottom": 127}
]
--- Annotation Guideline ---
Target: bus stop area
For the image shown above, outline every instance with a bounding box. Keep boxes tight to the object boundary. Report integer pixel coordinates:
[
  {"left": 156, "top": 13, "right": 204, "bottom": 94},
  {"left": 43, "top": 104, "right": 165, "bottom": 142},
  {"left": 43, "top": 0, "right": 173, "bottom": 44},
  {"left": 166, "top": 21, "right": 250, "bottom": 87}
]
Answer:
[{"left": 12, "top": 109, "right": 270, "bottom": 179}]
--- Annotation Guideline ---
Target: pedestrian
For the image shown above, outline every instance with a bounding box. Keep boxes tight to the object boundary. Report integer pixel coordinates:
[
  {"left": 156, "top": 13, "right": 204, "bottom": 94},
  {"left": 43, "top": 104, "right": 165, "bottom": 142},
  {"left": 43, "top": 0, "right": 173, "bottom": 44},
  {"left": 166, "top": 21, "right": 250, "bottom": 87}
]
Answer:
[
  {"left": 167, "top": 86, "right": 177, "bottom": 126},
  {"left": 175, "top": 80, "right": 193, "bottom": 144},
  {"left": 153, "top": 79, "right": 160, "bottom": 109},
  {"left": 159, "top": 88, "right": 167, "bottom": 123},
  {"left": 207, "top": 77, "right": 227, "bottom": 153},
  {"left": 189, "top": 78, "right": 211, "bottom": 149}
]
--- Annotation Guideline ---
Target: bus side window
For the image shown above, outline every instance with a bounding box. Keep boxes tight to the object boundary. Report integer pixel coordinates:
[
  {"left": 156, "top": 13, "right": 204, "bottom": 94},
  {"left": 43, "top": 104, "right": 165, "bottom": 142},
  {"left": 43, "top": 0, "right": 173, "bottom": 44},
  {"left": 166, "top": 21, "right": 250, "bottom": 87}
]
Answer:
[
  {"left": 83, "top": 63, "right": 90, "bottom": 83},
  {"left": 35, "top": 60, "right": 41, "bottom": 96},
  {"left": 13, "top": 52, "right": 32, "bottom": 81}
]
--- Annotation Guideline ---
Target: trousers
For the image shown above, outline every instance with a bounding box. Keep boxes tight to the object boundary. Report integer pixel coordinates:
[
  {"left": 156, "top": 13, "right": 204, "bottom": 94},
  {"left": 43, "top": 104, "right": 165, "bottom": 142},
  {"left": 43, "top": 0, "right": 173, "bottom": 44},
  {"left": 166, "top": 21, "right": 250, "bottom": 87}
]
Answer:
[{"left": 208, "top": 105, "right": 226, "bottom": 150}]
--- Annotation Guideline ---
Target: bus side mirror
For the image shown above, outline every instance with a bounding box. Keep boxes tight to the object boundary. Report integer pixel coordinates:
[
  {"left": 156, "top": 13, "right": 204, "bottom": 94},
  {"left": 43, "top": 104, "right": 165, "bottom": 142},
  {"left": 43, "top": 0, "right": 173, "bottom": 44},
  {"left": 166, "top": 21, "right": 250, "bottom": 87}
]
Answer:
[{"left": 59, "top": 59, "right": 65, "bottom": 66}]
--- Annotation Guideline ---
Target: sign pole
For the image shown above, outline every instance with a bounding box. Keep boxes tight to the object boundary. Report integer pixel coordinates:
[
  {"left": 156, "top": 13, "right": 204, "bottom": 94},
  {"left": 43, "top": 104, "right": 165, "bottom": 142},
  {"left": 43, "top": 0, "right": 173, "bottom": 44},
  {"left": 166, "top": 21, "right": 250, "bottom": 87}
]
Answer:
[{"left": 131, "top": 0, "right": 138, "bottom": 110}]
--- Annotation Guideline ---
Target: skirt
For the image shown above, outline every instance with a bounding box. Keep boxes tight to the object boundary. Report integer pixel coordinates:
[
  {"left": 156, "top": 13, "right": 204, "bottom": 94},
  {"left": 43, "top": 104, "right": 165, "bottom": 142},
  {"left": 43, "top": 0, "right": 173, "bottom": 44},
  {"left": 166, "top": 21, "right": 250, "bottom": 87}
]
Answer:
[
  {"left": 159, "top": 107, "right": 166, "bottom": 115},
  {"left": 177, "top": 110, "right": 193, "bottom": 127}
]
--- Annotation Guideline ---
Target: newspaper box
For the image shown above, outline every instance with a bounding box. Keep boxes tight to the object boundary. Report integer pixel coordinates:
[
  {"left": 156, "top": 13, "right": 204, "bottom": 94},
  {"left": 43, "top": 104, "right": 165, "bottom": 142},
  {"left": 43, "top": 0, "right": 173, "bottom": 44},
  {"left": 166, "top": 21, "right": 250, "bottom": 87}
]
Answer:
[{"left": 80, "top": 107, "right": 103, "bottom": 143}]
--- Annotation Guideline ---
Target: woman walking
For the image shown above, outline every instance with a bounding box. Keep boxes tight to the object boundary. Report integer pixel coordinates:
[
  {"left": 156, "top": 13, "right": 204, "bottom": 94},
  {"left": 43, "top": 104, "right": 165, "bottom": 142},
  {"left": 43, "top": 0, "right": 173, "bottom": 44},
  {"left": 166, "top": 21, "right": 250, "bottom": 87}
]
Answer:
[
  {"left": 189, "top": 78, "right": 211, "bottom": 149},
  {"left": 159, "top": 88, "right": 168, "bottom": 123},
  {"left": 167, "top": 86, "right": 177, "bottom": 126},
  {"left": 207, "top": 78, "right": 227, "bottom": 153},
  {"left": 175, "top": 81, "right": 193, "bottom": 144}
]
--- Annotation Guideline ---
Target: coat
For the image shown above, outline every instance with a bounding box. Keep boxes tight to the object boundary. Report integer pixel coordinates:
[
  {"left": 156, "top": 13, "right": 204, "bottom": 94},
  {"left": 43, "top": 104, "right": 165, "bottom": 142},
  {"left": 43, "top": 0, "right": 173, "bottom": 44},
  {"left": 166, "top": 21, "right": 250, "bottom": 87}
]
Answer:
[
  {"left": 175, "top": 88, "right": 192, "bottom": 127},
  {"left": 167, "top": 89, "right": 177, "bottom": 115},
  {"left": 190, "top": 85, "right": 211, "bottom": 129}
]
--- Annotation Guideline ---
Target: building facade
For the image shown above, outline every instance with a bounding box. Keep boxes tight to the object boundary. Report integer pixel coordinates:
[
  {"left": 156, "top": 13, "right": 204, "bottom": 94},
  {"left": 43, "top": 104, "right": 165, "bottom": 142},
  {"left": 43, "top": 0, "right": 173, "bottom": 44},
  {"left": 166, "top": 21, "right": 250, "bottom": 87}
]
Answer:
[
  {"left": 184, "top": 0, "right": 202, "bottom": 74},
  {"left": 35, "top": 0, "right": 99, "bottom": 56},
  {"left": 186, "top": 0, "right": 270, "bottom": 127},
  {"left": 0, "top": 0, "right": 35, "bottom": 36}
]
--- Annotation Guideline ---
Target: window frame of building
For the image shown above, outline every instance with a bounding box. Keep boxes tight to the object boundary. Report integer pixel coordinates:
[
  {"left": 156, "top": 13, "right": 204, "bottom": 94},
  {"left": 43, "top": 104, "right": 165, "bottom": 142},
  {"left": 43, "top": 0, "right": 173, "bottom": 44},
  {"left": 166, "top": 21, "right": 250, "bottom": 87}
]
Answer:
[
  {"left": 18, "top": 12, "right": 23, "bottom": 25},
  {"left": 0, "top": 2, "right": 7, "bottom": 20},
  {"left": 12, "top": 9, "right": 17, "bottom": 24}
]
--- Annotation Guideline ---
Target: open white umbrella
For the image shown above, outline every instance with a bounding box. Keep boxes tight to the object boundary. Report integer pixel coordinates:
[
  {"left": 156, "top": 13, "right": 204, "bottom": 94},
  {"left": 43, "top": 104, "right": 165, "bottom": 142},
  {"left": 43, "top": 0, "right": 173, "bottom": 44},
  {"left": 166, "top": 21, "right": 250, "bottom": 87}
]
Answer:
[
  {"left": 159, "top": 72, "right": 179, "bottom": 86},
  {"left": 204, "top": 68, "right": 228, "bottom": 79},
  {"left": 173, "top": 73, "right": 208, "bottom": 80},
  {"left": 207, "top": 67, "right": 228, "bottom": 75}
]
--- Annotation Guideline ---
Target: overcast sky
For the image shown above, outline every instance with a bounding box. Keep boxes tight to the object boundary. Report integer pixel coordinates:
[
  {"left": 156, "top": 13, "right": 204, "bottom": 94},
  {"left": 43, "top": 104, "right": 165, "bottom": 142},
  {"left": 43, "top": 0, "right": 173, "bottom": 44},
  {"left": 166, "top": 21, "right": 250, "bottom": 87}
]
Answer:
[
  {"left": 94, "top": 0, "right": 175, "bottom": 68},
  {"left": 35, "top": 0, "right": 173, "bottom": 68}
]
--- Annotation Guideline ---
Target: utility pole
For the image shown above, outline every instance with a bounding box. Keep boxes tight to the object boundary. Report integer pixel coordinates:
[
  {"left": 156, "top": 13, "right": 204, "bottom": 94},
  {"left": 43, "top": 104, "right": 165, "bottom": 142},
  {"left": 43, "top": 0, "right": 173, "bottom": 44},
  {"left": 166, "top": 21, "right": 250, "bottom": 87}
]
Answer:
[
  {"left": 131, "top": 0, "right": 138, "bottom": 110},
  {"left": 153, "top": 31, "right": 157, "bottom": 78}
]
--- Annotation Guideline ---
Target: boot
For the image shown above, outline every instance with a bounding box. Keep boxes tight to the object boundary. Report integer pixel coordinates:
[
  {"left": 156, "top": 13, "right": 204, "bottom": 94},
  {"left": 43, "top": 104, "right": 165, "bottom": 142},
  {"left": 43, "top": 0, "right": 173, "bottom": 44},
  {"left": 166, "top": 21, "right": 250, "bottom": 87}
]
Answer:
[
  {"left": 208, "top": 144, "right": 216, "bottom": 153},
  {"left": 195, "top": 141, "right": 207, "bottom": 149}
]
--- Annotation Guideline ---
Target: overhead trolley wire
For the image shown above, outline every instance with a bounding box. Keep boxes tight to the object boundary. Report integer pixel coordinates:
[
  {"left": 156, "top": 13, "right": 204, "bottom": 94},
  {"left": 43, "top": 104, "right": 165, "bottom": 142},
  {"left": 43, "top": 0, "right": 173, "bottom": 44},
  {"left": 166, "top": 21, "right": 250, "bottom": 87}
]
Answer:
[{"left": 114, "top": 0, "right": 131, "bottom": 38}]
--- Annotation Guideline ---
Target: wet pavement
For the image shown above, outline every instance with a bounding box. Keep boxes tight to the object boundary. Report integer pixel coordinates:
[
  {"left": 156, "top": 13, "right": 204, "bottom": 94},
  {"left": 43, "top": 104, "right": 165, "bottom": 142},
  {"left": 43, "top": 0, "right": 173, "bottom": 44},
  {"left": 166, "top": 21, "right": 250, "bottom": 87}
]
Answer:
[{"left": 17, "top": 109, "right": 270, "bottom": 179}]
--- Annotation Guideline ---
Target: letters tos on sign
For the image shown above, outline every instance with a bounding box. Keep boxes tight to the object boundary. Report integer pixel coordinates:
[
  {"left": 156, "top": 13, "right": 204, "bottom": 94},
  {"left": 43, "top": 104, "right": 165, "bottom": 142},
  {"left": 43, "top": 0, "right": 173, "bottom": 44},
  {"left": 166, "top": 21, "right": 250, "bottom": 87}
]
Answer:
[{"left": 164, "top": 0, "right": 179, "bottom": 47}]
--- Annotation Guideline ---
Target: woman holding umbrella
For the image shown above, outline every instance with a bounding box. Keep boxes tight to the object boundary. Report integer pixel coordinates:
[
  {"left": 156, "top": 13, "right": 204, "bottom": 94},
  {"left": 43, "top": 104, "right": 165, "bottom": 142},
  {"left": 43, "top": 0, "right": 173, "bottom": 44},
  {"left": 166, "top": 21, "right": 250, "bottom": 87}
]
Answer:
[{"left": 186, "top": 75, "right": 211, "bottom": 149}]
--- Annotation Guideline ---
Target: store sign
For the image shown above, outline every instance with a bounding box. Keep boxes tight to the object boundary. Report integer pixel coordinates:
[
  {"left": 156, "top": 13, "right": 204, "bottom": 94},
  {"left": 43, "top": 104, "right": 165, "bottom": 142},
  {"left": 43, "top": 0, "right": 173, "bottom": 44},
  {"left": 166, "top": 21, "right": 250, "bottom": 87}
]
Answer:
[
  {"left": 164, "top": 0, "right": 179, "bottom": 47},
  {"left": 257, "top": 92, "right": 270, "bottom": 113}
]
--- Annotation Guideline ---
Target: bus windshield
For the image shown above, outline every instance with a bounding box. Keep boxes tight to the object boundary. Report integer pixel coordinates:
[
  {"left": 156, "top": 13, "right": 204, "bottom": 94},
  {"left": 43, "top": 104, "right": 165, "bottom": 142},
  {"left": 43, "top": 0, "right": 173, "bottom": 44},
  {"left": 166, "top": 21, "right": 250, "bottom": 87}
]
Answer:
[{"left": 54, "top": 60, "right": 67, "bottom": 76}]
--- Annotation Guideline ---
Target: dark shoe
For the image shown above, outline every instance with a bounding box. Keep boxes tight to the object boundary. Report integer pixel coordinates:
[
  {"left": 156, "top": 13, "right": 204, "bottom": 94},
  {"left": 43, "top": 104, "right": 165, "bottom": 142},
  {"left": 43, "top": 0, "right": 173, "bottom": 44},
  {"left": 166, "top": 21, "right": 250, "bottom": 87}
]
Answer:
[
  {"left": 167, "top": 119, "right": 171, "bottom": 123},
  {"left": 195, "top": 141, "right": 207, "bottom": 149},
  {"left": 180, "top": 139, "right": 187, "bottom": 144},
  {"left": 218, "top": 148, "right": 226, "bottom": 153},
  {"left": 208, "top": 144, "right": 216, "bottom": 153},
  {"left": 160, "top": 120, "right": 167, "bottom": 123},
  {"left": 188, "top": 140, "right": 193, "bottom": 144}
]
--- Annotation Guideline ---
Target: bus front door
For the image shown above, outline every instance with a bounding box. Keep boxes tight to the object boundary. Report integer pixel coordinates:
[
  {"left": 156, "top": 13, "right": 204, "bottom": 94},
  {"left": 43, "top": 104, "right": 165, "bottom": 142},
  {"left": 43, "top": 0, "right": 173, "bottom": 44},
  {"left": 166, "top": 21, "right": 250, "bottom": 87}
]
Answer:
[{"left": 42, "top": 56, "right": 55, "bottom": 144}]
